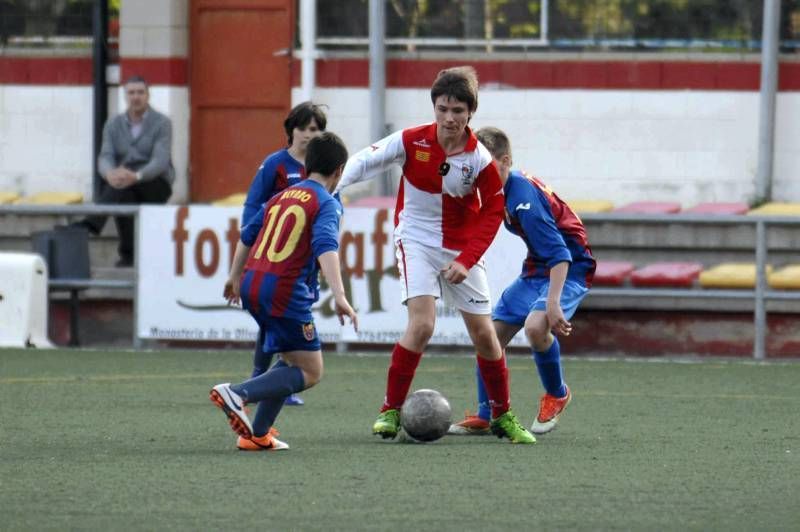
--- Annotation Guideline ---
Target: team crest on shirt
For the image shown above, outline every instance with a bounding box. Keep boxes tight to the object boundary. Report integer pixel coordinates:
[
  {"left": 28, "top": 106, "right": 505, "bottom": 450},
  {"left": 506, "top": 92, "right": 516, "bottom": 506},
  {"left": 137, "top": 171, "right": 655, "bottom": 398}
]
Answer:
[
  {"left": 302, "top": 322, "right": 316, "bottom": 341},
  {"left": 415, "top": 150, "right": 431, "bottom": 162},
  {"left": 461, "top": 164, "right": 474, "bottom": 185}
]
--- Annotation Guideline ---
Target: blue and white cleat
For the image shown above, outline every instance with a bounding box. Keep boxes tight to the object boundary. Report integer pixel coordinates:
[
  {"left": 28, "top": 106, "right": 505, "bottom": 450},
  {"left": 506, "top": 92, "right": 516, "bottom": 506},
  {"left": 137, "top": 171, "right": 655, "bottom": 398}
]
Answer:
[{"left": 284, "top": 393, "right": 305, "bottom": 406}]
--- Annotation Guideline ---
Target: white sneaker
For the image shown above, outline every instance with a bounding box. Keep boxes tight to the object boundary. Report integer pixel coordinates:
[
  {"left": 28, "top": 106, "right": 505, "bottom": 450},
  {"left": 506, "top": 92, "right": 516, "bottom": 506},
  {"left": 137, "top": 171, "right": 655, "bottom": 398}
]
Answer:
[{"left": 209, "top": 383, "right": 253, "bottom": 438}]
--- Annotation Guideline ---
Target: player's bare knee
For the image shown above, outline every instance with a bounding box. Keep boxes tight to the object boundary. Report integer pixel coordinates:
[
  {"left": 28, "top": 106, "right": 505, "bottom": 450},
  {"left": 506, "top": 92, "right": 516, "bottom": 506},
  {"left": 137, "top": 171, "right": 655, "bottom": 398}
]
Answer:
[
  {"left": 303, "top": 372, "right": 321, "bottom": 388},
  {"left": 302, "top": 365, "right": 323, "bottom": 387},
  {"left": 472, "top": 328, "right": 501, "bottom": 358},
  {"left": 407, "top": 320, "right": 434, "bottom": 344},
  {"left": 524, "top": 321, "right": 549, "bottom": 349}
]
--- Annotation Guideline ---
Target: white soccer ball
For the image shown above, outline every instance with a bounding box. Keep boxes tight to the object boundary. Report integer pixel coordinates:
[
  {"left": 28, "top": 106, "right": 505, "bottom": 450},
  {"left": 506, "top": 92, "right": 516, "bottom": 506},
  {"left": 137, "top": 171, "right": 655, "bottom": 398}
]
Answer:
[{"left": 400, "top": 389, "right": 452, "bottom": 442}]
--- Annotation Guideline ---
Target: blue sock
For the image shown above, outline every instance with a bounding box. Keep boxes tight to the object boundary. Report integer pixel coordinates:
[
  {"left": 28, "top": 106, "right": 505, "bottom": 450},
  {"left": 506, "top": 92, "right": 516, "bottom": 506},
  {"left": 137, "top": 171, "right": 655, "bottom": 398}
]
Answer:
[
  {"left": 533, "top": 337, "right": 567, "bottom": 398},
  {"left": 231, "top": 358, "right": 306, "bottom": 403},
  {"left": 252, "top": 397, "right": 285, "bottom": 437},
  {"left": 250, "top": 358, "right": 291, "bottom": 437},
  {"left": 475, "top": 364, "right": 491, "bottom": 421},
  {"left": 250, "top": 328, "right": 274, "bottom": 378}
]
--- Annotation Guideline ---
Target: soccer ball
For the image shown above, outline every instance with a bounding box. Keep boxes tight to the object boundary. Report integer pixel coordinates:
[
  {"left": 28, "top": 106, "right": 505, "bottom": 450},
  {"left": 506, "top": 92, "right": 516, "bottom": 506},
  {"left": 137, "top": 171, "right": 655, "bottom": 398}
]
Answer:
[{"left": 400, "top": 389, "right": 452, "bottom": 442}]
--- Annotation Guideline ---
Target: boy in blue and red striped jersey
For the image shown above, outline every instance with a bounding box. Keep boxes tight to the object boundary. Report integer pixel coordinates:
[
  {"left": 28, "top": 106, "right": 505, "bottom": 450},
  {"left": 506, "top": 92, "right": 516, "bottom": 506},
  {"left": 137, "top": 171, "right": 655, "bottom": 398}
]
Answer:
[
  {"left": 211, "top": 132, "right": 358, "bottom": 451},
  {"left": 239, "top": 101, "right": 327, "bottom": 406},
  {"left": 449, "top": 127, "right": 596, "bottom": 436}
]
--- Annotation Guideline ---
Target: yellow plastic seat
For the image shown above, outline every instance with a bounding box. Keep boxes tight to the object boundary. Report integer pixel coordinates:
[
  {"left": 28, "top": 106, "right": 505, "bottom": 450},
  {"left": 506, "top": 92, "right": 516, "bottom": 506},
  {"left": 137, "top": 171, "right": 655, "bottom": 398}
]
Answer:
[
  {"left": 768, "top": 264, "right": 800, "bottom": 290},
  {"left": 698, "top": 263, "right": 772, "bottom": 289},
  {"left": 746, "top": 202, "right": 800, "bottom": 216},
  {"left": 211, "top": 192, "right": 247, "bottom": 206},
  {"left": 0, "top": 191, "right": 21, "bottom": 204},
  {"left": 15, "top": 192, "right": 84, "bottom": 205},
  {"left": 568, "top": 200, "right": 614, "bottom": 214}
]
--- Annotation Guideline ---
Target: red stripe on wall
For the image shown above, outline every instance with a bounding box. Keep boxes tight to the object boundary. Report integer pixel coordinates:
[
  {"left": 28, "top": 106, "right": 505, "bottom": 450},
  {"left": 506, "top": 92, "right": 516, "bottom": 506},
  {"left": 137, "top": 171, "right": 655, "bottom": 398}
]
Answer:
[
  {"left": 780, "top": 62, "right": 800, "bottom": 90},
  {"left": 0, "top": 57, "right": 93, "bottom": 84},
  {"left": 120, "top": 57, "right": 187, "bottom": 86},
  {"left": 0, "top": 57, "right": 187, "bottom": 85},
  {"left": 4, "top": 56, "right": 799, "bottom": 90},
  {"left": 291, "top": 58, "right": 800, "bottom": 91}
]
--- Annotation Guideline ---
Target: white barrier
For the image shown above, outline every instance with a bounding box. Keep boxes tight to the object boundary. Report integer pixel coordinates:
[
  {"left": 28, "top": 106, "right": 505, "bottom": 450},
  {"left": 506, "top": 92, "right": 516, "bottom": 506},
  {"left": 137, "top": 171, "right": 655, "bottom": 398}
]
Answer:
[
  {"left": 136, "top": 205, "right": 529, "bottom": 346},
  {"left": 0, "top": 252, "right": 53, "bottom": 348}
]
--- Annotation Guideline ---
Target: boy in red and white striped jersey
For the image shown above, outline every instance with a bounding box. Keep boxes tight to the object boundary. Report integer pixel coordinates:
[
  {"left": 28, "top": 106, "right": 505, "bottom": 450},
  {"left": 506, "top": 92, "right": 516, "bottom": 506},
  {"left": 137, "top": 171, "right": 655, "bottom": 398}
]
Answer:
[{"left": 337, "top": 66, "right": 535, "bottom": 444}]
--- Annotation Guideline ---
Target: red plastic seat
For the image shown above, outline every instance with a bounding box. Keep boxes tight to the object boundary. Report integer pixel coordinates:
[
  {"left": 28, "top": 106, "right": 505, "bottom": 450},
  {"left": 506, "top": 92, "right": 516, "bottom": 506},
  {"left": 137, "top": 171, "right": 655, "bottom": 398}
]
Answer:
[
  {"left": 630, "top": 262, "right": 704, "bottom": 288},
  {"left": 682, "top": 202, "right": 749, "bottom": 215},
  {"left": 614, "top": 201, "right": 681, "bottom": 214},
  {"left": 347, "top": 196, "right": 396, "bottom": 208},
  {"left": 593, "top": 261, "right": 635, "bottom": 286}
]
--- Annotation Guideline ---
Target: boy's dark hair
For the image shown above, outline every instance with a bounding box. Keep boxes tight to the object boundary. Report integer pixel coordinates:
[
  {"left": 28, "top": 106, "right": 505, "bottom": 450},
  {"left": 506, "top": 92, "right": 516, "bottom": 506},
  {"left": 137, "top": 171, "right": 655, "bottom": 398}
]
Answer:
[
  {"left": 124, "top": 75, "right": 148, "bottom": 87},
  {"left": 284, "top": 101, "right": 328, "bottom": 145},
  {"left": 475, "top": 127, "right": 511, "bottom": 160},
  {"left": 430, "top": 66, "right": 479, "bottom": 113},
  {"left": 305, "top": 132, "right": 348, "bottom": 176}
]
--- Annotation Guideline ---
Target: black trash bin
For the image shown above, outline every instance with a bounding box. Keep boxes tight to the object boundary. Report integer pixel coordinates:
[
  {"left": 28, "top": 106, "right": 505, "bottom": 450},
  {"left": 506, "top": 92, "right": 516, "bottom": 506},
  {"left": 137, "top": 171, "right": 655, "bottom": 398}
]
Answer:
[{"left": 31, "top": 226, "right": 91, "bottom": 346}]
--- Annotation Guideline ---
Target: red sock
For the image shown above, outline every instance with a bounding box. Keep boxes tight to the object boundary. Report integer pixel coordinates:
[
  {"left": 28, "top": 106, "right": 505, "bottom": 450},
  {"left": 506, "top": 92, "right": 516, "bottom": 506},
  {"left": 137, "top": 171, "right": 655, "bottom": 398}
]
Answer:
[
  {"left": 476, "top": 354, "right": 510, "bottom": 419},
  {"left": 381, "top": 343, "right": 423, "bottom": 411}
]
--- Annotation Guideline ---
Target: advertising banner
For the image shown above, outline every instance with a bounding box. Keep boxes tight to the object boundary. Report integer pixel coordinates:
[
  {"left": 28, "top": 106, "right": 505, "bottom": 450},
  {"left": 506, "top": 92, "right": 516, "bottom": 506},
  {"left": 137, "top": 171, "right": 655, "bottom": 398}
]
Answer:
[{"left": 137, "top": 205, "right": 529, "bottom": 346}]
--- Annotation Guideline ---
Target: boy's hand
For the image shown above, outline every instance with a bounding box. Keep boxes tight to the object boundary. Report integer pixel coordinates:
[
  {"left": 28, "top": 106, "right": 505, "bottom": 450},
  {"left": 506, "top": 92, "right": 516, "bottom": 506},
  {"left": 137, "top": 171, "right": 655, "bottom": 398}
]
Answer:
[
  {"left": 334, "top": 294, "right": 358, "bottom": 332},
  {"left": 441, "top": 260, "right": 468, "bottom": 284},
  {"left": 224, "top": 278, "right": 240, "bottom": 305},
  {"left": 547, "top": 305, "right": 572, "bottom": 336}
]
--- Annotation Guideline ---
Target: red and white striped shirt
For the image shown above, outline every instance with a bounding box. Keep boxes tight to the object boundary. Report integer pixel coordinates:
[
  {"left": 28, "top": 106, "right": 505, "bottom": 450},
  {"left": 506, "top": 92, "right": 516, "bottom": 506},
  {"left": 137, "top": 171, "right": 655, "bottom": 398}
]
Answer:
[{"left": 339, "top": 123, "right": 504, "bottom": 270}]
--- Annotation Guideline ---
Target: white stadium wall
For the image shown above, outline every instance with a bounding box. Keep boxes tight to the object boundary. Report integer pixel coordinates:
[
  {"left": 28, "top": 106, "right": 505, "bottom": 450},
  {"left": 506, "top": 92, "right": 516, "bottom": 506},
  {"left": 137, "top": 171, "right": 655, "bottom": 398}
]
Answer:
[
  {"left": 295, "top": 87, "right": 800, "bottom": 206},
  {"left": 1, "top": 83, "right": 797, "bottom": 206},
  {"left": 0, "top": 85, "right": 189, "bottom": 203}
]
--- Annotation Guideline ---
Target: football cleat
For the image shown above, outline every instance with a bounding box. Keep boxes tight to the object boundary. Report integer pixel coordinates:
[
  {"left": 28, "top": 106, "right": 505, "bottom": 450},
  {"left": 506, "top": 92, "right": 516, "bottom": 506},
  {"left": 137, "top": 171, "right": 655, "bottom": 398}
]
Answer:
[
  {"left": 284, "top": 393, "right": 305, "bottom": 406},
  {"left": 447, "top": 411, "right": 491, "bottom": 435},
  {"left": 372, "top": 409, "right": 401, "bottom": 439},
  {"left": 234, "top": 427, "right": 280, "bottom": 449},
  {"left": 490, "top": 410, "right": 537, "bottom": 444},
  {"left": 210, "top": 383, "right": 253, "bottom": 439},
  {"left": 237, "top": 431, "right": 289, "bottom": 451},
  {"left": 531, "top": 386, "right": 572, "bottom": 435}
]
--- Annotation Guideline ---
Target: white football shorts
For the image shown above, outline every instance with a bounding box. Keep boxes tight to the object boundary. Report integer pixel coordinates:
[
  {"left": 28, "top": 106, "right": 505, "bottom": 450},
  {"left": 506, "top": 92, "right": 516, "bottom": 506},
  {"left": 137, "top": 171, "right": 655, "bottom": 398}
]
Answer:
[{"left": 394, "top": 238, "right": 492, "bottom": 315}]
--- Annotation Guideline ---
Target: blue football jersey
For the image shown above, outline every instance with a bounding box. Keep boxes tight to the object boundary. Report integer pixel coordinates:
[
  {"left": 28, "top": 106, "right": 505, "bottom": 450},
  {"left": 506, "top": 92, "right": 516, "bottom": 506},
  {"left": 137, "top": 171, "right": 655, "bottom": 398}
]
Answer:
[
  {"left": 242, "top": 148, "right": 306, "bottom": 227},
  {"left": 240, "top": 180, "right": 341, "bottom": 320},
  {"left": 503, "top": 171, "right": 596, "bottom": 286}
]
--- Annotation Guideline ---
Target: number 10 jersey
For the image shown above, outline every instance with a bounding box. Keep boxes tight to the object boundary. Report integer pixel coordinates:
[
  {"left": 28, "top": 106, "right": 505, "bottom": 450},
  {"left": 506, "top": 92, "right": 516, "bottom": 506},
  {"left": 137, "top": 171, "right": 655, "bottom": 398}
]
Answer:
[{"left": 240, "top": 180, "right": 342, "bottom": 321}]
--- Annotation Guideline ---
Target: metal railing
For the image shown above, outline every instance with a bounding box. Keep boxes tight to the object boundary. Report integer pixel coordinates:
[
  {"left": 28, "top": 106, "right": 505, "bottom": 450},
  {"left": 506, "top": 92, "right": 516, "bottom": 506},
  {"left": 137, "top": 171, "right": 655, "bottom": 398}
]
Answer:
[
  {"left": 580, "top": 212, "right": 800, "bottom": 359},
  {"left": 2, "top": 205, "right": 798, "bottom": 356}
]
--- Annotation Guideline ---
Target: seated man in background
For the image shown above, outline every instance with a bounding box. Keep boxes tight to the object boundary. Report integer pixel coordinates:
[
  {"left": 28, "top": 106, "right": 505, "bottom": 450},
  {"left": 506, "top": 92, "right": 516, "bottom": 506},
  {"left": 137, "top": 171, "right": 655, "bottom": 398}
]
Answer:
[{"left": 78, "top": 75, "right": 174, "bottom": 267}]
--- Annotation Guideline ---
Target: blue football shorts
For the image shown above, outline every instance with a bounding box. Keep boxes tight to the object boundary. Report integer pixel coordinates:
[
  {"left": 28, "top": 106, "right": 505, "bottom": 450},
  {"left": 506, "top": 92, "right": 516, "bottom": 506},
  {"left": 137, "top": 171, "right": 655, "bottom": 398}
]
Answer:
[
  {"left": 257, "top": 316, "right": 321, "bottom": 355},
  {"left": 240, "top": 271, "right": 321, "bottom": 354},
  {"left": 492, "top": 276, "right": 590, "bottom": 326}
]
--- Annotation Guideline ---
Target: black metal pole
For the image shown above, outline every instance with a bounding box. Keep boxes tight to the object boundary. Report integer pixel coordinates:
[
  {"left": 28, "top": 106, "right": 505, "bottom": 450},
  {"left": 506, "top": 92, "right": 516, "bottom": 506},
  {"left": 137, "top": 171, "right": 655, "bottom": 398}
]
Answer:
[{"left": 92, "top": 0, "right": 108, "bottom": 202}]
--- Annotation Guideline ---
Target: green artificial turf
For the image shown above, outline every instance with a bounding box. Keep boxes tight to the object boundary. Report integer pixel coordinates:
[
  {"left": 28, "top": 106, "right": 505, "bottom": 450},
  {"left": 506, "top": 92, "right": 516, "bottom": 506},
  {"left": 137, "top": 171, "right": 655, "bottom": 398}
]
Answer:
[{"left": 1, "top": 349, "right": 798, "bottom": 531}]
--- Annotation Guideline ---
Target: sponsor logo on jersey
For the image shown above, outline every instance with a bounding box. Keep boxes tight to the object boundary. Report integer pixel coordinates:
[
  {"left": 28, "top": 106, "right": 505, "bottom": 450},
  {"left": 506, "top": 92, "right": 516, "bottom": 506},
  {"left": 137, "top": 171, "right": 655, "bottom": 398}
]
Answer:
[
  {"left": 461, "top": 164, "right": 474, "bottom": 185},
  {"left": 412, "top": 138, "right": 431, "bottom": 148},
  {"left": 370, "top": 144, "right": 380, "bottom": 152},
  {"left": 415, "top": 150, "right": 431, "bottom": 162},
  {"left": 515, "top": 202, "right": 531, "bottom": 211},
  {"left": 287, "top": 173, "right": 301, "bottom": 179},
  {"left": 302, "top": 322, "right": 316, "bottom": 341}
]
